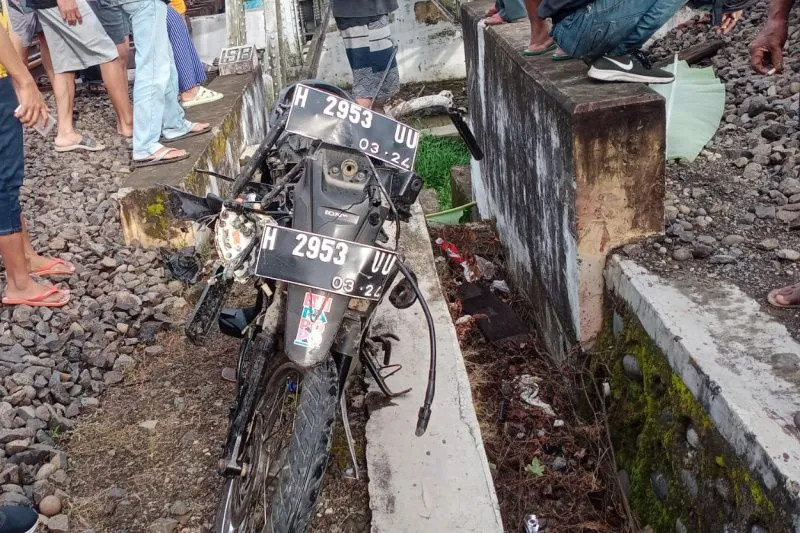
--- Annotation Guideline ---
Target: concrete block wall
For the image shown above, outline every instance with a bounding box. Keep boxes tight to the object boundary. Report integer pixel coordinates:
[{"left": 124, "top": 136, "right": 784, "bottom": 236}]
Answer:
[{"left": 462, "top": 1, "right": 665, "bottom": 360}]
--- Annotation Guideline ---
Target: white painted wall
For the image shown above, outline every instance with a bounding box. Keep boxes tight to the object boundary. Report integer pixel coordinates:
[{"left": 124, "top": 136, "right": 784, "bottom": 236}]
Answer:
[
  {"left": 191, "top": 10, "right": 268, "bottom": 66},
  {"left": 316, "top": 0, "right": 466, "bottom": 84}
]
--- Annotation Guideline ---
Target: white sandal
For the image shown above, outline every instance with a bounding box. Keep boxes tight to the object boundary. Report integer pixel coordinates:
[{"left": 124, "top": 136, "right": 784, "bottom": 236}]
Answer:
[{"left": 181, "top": 87, "right": 224, "bottom": 108}]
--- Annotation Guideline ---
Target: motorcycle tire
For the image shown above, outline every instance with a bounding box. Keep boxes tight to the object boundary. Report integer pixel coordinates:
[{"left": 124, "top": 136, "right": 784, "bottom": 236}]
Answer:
[{"left": 214, "top": 353, "right": 338, "bottom": 533}]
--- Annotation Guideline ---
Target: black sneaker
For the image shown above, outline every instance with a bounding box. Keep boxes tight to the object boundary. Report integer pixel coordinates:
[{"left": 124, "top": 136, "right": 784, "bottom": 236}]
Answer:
[
  {"left": 587, "top": 52, "right": 674, "bottom": 84},
  {"left": 0, "top": 506, "right": 38, "bottom": 533}
]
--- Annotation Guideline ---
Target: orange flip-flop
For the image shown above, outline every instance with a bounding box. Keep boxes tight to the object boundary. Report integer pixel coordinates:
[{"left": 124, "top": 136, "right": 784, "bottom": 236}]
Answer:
[
  {"left": 2, "top": 286, "right": 70, "bottom": 308},
  {"left": 31, "top": 258, "right": 75, "bottom": 277}
]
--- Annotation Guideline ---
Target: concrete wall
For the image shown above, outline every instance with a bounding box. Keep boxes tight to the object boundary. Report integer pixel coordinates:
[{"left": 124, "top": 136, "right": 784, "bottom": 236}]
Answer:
[
  {"left": 462, "top": 1, "right": 664, "bottom": 360},
  {"left": 119, "top": 67, "right": 269, "bottom": 247},
  {"left": 316, "top": 0, "right": 466, "bottom": 85},
  {"left": 604, "top": 255, "right": 800, "bottom": 532}
]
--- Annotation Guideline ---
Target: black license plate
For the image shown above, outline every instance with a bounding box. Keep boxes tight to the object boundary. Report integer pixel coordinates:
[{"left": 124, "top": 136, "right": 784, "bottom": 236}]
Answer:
[
  {"left": 285, "top": 84, "right": 419, "bottom": 171},
  {"left": 255, "top": 225, "right": 398, "bottom": 300}
]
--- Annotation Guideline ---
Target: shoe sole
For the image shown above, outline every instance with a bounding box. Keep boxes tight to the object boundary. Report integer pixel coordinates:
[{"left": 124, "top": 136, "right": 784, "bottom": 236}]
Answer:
[{"left": 588, "top": 66, "right": 674, "bottom": 84}]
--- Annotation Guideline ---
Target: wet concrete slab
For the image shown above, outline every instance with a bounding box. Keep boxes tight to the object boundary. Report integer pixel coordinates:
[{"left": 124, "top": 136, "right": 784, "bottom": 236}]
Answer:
[
  {"left": 606, "top": 255, "right": 800, "bottom": 529},
  {"left": 366, "top": 203, "right": 503, "bottom": 532}
]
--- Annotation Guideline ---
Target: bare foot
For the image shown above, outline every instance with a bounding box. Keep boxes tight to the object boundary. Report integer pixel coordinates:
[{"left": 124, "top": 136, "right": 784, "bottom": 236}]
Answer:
[
  {"left": 117, "top": 121, "right": 133, "bottom": 138},
  {"left": 525, "top": 38, "right": 554, "bottom": 53},
  {"left": 768, "top": 283, "right": 800, "bottom": 308},
  {"left": 3, "top": 278, "right": 70, "bottom": 307},
  {"left": 27, "top": 254, "right": 75, "bottom": 276},
  {"left": 485, "top": 6, "right": 498, "bottom": 16},
  {"left": 484, "top": 13, "right": 505, "bottom": 25}
]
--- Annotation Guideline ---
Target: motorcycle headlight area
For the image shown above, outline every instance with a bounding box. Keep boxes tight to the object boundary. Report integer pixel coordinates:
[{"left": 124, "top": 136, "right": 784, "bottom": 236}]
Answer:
[{"left": 215, "top": 207, "right": 260, "bottom": 280}]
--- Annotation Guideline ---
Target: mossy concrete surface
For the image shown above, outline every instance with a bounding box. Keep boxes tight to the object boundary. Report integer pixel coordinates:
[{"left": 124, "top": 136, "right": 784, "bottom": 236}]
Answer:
[
  {"left": 602, "top": 255, "right": 800, "bottom": 532},
  {"left": 118, "top": 65, "right": 269, "bottom": 248}
]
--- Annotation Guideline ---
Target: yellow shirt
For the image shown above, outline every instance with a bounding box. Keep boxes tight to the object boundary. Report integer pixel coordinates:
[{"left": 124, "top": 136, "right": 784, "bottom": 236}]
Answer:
[
  {"left": 0, "top": 0, "right": 8, "bottom": 78},
  {"left": 170, "top": 0, "right": 186, "bottom": 15}
]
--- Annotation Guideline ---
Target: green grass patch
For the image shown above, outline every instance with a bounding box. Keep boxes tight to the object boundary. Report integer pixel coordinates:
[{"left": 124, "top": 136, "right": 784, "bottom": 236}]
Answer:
[{"left": 414, "top": 134, "right": 471, "bottom": 210}]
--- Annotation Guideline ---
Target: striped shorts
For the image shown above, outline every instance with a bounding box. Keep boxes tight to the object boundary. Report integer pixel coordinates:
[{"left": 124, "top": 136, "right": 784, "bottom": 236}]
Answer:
[{"left": 335, "top": 14, "right": 399, "bottom": 102}]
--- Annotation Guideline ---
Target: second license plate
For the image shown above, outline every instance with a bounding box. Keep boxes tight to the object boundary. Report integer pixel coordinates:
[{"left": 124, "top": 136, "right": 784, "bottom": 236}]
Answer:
[{"left": 255, "top": 225, "right": 398, "bottom": 300}]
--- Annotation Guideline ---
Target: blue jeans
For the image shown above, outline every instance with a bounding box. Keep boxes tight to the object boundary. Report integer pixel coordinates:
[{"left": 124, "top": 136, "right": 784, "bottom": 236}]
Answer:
[
  {"left": 0, "top": 78, "right": 24, "bottom": 236},
  {"left": 552, "top": 0, "right": 687, "bottom": 60},
  {"left": 118, "top": 0, "right": 190, "bottom": 159},
  {"left": 496, "top": 0, "right": 526, "bottom": 21}
]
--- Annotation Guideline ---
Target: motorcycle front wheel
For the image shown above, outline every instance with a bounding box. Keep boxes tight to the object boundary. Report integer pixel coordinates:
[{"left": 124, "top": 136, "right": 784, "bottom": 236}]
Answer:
[{"left": 214, "top": 353, "right": 339, "bottom": 533}]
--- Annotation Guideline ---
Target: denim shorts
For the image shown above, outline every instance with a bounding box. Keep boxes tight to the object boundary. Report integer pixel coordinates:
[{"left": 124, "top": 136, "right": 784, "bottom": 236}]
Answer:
[
  {"left": 88, "top": 0, "right": 132, "bottom": 45},
  {"left": 0, "top": 77, "right": 24, "bottom": 236}
]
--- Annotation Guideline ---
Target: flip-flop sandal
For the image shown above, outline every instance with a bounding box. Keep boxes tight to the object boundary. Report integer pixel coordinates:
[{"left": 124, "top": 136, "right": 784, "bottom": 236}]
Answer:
[
  {"left": 767, "top": 285, "right": 800, "bottom": 309},
  {"left": 161, "top": 124, "right": 212, "bottom": 143},
  {"left": 31, "top": 258, "right": 76, "bottom": 277},
  {"left": 2, "top": 286, "right": 70, "bottom": 308},
  {"left": 552, "top": 53, "right": 573, "bottom": 62},
  {"left": 521, "top": 43, "right": 557, "bottom": 56},
  {"left": 181, "top": 87, "right": 224, "bottom": 109},
  {"left": 54, "top": 135, "right": 106, "bottom": 153},
  {"left": 132, "top": 147, "right": 191, "bottom": 168}
]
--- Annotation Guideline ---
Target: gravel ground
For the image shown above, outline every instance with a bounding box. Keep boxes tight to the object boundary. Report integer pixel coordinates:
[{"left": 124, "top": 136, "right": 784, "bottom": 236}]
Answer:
[
  {"left": 628, "top": 1, "right": 800, "bottom": 340},
  {"left": 0, "top": 90, "right": 187, "bottom": 530}
]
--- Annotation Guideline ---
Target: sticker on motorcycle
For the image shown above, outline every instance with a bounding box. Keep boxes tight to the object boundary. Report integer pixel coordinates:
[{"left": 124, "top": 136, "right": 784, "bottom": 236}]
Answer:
[{"left": 294, "top": 292, "right": 333, "bottom": 349}]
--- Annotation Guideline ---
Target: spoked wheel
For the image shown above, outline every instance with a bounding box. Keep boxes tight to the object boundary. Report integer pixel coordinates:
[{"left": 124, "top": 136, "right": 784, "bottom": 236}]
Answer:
[{"left": 215, "top": 355, "right": 339, "bottom": 533}]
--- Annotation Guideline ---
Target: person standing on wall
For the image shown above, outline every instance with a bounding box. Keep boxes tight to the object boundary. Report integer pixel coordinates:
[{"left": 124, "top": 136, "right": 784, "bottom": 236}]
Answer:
[{"left": 331, "top": 0, "right": 399, "bottom": 111}]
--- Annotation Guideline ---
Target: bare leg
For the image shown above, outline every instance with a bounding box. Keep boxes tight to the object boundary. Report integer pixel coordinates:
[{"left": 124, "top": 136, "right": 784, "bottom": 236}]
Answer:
[
  {"left": 99, "top": 59, "right": 133, "bottom": 138},
  {"left": 52, "top": 71, "right": 82, "bottom": 147},
  {"left": 524, "top": 0, "right": 553, "bottom": 52},
  {"left": 180, "top": 85, "right": 199, "bottom": 102},
  {"left": 37, "top": 35, "right": 57, "bottom": 88},
  {"left": 20, "top": 216, "right": 74, "bottom": 274},
  {"left": 8, "top": 33, "right": 28, "bottom": 65},
  {"left": 356, "top": 97, "right": 384, "bottom": 114},
  {"left": 0, "top": 230, "right": 69, "bottom": 305}
]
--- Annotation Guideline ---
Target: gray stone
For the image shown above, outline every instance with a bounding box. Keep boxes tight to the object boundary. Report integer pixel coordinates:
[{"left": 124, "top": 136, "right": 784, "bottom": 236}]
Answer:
[
  {"left": 622, "top": 355, "right": 643, "bottom": 382},
  {"left": 49, "top": 372, "right": 71, "bottom": 405},
  {"left": 686, "top": 426, "right": 700, "bottom": 448},
  {"left": 776, "top": 249, "right": 800, "bottom": 261},
  {"left": 144, "top": 345, "right": 164, "bottom": 356},
  {"left": 675, "top": 518, "right": 688, "bottom": 533},
  {"left": 733, "top": 157, "right": 748, "bottom": 168},
  {"left": 39, "top": 494, "right": 62, "bottom": 517},
  {"left": 100, "top": 256, "right": 118, "bottom": 270},
  {"left": 758, "top": 238, "right": 780, "bottom": 251},
  {"left": 169, "top": 500, "right": 189, "bottom": 516},
  {"left": 737, "top": 213, "right": 756, "bottom": 225},
  {"left": 103, "top": 371, "right": 124, "bottom": 385},
  {"left": 47, "top": 513, "right": 69, "bottom": 533},
  {"left": 679, "top": 471, "right": 697, "bottom": 499},
  {"left": 751, "top": 526, "right": 768, "bottom": 533},
  {"left": 112, "top": 355, "right": 135, "bottom": 373},
  {"left": 709, "top": 255, "right": 736, "bottom": 265},
  {"left": 5, "top": 439, "right": 29, "bottom": 455},
  {"left": 650, "top": 472, "right": 668, "bottom": 502},
  {"left": 148, "top": 517, "right": 179, "bottom": 533},
  {"left": 794, "top": 411, "right": 800, "bottom": 430},
  {"left": 777, "top": 209, "right": 800, "bottom": 223},
  {"left": 780, "top": 177, "right": 800, "bottom": 195},
  {"left": 549, "top": 456, "right": 567, "bottom": 471},
  {"left": 692, "top": 244, "right": 714, "bottom": 259},
  {"left": 673, "top": 248, "right": 693, "bottom": 261},
  {"left": 755, "top": 205, "right": 776, "bottom": 219},
  {"left": 743, "top": 163, "right": 763, "bottom": 180}
]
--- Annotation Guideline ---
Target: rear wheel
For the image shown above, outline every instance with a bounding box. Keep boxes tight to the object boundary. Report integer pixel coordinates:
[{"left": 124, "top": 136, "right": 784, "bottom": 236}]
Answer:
[{"left": 214, "top": 354, "right": 338, "bottom": 533}]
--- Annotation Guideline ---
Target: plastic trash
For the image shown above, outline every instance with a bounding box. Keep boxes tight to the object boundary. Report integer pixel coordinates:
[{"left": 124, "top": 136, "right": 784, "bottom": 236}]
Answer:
[
  {"left": 474, "top": 255, "right": 496, "bottom": 280},
  {"left": 523, "top": 514, "right": 540, "bottom": 533},
  {"left": 491, "top": 280, "right": 510, "bottom": 294},
  {"left": 514, "top": 375, "right": 556, "bottom": 417},
  {"left": 163, "top": 247, "right": 201, "bottom": 284},
  {"left": 435, "top": 237, "right": 477, "bottom": 282}
]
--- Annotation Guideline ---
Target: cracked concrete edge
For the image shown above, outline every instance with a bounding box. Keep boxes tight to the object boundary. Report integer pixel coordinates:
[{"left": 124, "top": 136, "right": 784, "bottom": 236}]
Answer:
[
  {"left": 605, "top": 255, "right": 800, "bottom": 529},
  {"left": 365, "top": 202, "right": 503, "bottom": 533}
]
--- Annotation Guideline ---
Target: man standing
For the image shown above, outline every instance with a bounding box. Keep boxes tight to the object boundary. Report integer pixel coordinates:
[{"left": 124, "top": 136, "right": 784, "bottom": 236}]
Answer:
[
  {"left": 110, "top": 0, "right": 209, "bottom": 166},
  {"left": 332, "top": 0, "right": 399, "bottom": 110},
  {"left": 27, "top": 0, "right": 133, "bottom": 149},
  {"left": 749, "top": 0, "right": 800, "bottom": 308}
]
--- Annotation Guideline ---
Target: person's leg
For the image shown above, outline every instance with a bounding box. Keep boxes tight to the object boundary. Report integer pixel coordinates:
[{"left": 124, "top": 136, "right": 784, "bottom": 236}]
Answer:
[
  {"left": 0, "top": 79, "right": 68, "bottom": 306},
  {"left": 337, "top": 15, "right": 398, "bottom": 111},
  {"left": 499, "top": 0, "right": 526, "bottom": 21},
  {"left": 37, "top": 34, "right": 57, "bottom": 88},
  {"left": 98, "top": 59, "right": 133, "bottom": 137},
  {"left": 122, "top": 0, "right": 188, "bottom": 160},
  {"left": 21, "top": 217, "right": 75, "bottom": 275},
  {"left": 608, "top": 0, "right": 688, "bottom": 56},
  {"left": 551, "top": 0, "right": 653, "bottom": 60},
  {"left": 50, "top": 71, "right": 83, "bottom": 147},
  {"left": 165, "top": 5, "right": 216, "bottom": 105},
  {"left": 523, "top": 0, "right": 553, "bottom": 53}
]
